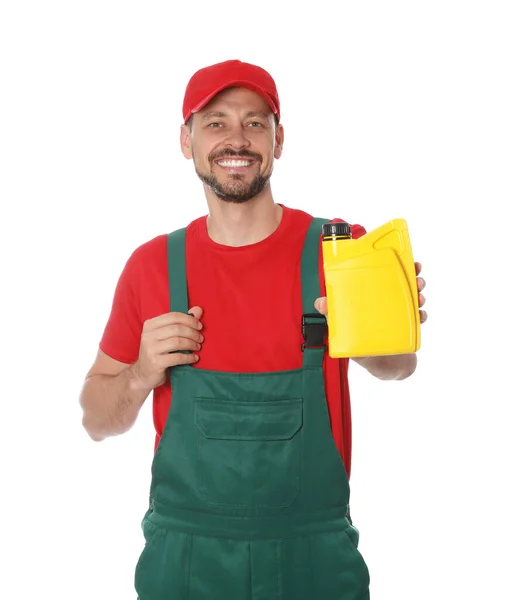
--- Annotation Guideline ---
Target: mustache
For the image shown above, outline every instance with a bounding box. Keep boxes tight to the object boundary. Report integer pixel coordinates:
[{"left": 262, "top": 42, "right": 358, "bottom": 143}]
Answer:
[{"left": 210, "top": 149, "right": 261, "bottom": 162}]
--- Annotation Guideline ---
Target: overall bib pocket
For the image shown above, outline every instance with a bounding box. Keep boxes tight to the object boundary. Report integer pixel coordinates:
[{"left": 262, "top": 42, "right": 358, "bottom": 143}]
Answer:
[{"left": 194, "top": 398, "right": 303, "bottom": 508}]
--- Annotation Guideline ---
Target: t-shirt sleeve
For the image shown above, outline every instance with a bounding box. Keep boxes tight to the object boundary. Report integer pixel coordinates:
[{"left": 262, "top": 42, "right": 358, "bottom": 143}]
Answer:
[
  {"left": 350, "top": 223, "right": 367, "bottom": 239},
  {"left": 328, "top": 217, "right": 367, "bottom": 239},
  {"left": 99, "top": 249, "right": 143, "bottom": 364}
]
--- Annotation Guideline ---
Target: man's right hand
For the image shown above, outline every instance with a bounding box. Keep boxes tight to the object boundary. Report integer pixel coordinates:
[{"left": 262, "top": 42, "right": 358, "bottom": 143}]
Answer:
[{"left": 132, "top": 306, "right": 204, "bottom": 390}]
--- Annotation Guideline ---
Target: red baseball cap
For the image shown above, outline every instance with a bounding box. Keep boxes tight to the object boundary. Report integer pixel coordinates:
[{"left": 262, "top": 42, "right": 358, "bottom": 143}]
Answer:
[{"left": 182, "top": 59, "right": 280, "bottom": 123}]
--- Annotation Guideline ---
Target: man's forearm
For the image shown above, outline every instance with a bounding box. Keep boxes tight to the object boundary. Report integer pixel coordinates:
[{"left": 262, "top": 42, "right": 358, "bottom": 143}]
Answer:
[
  {"left": 352, "top": 353, "right": 417, "bottom": 380},
  {"left": 79, "top": 365, "right": 152, "bottom": 441}
]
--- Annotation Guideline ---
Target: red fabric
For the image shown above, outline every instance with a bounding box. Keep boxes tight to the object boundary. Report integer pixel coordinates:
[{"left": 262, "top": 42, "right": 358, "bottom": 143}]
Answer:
[
  {"left": 99, "top": 205, "right": 366, "bottom": 479},
  {"left": 182, "top": 59, "right": 280, "bottom": 123}
]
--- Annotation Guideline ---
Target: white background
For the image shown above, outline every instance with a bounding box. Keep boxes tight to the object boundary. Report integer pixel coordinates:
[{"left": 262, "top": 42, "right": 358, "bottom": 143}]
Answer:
[{"left": 1, "top": 1, "right": 506, "bottom": 598}]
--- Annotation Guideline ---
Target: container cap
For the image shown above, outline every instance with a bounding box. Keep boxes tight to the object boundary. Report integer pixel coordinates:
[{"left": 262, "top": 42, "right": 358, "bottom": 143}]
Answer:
[{"left": 322, "top": 222, "right": 351, "bottom": 237}]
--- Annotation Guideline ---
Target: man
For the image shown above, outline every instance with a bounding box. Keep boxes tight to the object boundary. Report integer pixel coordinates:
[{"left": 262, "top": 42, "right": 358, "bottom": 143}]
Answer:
[{"left": 80, "top": 59, "right": 427, "bottom": 599}]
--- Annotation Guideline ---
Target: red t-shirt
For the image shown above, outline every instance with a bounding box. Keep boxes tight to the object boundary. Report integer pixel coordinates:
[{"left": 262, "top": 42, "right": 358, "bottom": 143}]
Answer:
[{"left": 99, "top": 205, "right": 366, "bottom": 479}]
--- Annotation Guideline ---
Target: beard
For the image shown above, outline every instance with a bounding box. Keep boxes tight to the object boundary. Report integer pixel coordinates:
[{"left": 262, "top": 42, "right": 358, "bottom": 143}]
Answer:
[{"left": 194, "top": 150, "right": 271, "bottom": 204}]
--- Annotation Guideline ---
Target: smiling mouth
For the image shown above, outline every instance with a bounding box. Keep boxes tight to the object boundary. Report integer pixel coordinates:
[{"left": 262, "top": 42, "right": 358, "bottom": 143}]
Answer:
[
  {"left": 214, "top": 158, "right": 257, "bottom": 174},
  {"left": 215, "top": 158, "right": 256, "bottom": 168}
]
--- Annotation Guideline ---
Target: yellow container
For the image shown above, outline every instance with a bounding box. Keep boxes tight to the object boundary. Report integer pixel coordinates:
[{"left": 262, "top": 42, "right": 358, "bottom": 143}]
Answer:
[{"left": 322, "top": 219, "right": 421, "bottom": 358}]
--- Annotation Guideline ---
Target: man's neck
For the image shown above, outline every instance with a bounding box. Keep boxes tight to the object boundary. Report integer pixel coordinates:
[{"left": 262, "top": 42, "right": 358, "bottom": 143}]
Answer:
[{"left": 205, "top": 191, "right": 283, "bottom": 247}]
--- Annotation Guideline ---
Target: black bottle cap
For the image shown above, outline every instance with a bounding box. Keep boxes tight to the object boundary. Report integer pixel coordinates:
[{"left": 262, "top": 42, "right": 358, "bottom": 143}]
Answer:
[{"left": 322, "top": 222, "right": 351, "bottom": 237}]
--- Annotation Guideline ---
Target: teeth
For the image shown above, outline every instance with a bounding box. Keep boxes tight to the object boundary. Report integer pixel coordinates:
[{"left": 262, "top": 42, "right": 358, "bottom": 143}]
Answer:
[{"left": 217, "top": 160, "right": 253, "bottom": 167}]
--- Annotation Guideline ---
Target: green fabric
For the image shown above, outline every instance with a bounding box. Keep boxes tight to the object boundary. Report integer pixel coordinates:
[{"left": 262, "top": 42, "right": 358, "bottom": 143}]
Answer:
[
  {"left": 135, "top": 218, "right": 370, "bottom": 599},
  {"left": 300, "top": 217, "right": 327, "bottom": 314},
  {"left": 167, "top": 226, "right": 188, "bottom": 313}
]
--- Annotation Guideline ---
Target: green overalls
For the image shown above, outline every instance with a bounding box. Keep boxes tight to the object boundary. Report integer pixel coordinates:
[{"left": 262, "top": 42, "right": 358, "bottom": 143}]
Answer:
[{"left": 134, "top": 218, "right": 370, "bottom": 599}]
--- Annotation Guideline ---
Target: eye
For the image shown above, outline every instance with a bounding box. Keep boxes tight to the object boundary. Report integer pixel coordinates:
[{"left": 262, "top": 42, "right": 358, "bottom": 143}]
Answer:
[
  {"left": 208, "top": 122, "right": 224, "bottom": 128},
  {"left": 248, "top": 122, "right": 263, "bottom": 128}
]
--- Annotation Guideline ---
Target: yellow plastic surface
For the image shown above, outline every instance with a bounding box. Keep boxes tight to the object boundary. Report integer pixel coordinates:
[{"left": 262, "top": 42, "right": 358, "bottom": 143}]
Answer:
[{"left": 322, "top": 219, "right": 421, "bottom": 358}]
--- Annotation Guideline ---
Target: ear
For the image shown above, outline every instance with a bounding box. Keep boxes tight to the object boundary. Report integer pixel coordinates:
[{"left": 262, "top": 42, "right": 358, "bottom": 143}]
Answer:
[
  {"left": 180, "top": 124, "right": 193, "bottom": 159},
  {"left": 274, "top": 123, "right": 284, "bottom": 159}
]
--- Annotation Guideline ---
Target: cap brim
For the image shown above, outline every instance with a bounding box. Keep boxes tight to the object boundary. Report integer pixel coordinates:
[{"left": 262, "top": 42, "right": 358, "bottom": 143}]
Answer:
[{"left": 184, "top": 80, "right": 279, "bottom": 123}]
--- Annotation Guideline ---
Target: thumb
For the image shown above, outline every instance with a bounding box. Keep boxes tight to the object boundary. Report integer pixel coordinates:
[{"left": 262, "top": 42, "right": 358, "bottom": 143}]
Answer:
[{"left": 314, "top": 297, "right": 327, "bottom": 315}]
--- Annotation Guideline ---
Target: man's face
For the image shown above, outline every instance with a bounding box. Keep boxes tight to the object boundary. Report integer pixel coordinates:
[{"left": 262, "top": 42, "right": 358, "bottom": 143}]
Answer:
[{"left": 180, "top": 87, "right": 284, "bottom": 203}]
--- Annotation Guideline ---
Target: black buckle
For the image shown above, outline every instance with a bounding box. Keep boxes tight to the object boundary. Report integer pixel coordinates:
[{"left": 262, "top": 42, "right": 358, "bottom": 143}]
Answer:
[{"left": 301, "top": 313, "right": 327, "bottom": 351}]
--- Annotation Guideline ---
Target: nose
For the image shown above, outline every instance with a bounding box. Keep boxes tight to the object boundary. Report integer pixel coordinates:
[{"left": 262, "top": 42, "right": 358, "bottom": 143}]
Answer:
[{"left": 224, "top": 123, "right": 251, "bottom": 150}]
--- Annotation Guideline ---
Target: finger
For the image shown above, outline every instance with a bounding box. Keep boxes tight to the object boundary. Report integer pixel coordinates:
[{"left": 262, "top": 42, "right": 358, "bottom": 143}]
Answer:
[
  {"left": 156, "top": 337, "right": 202, "bottom": 355},
  {"left": 419, "top": 309, "right": 427, "bottom": 323},
  {"left": 145, "top": 310, "right": 203, "bottom": 332},
  {"left": 152, "top": 324, "right": 204, "bottom": 344},
  {"left": 418, "top": 293, "right": 426, "bottom": 307},
  {"left": 415, "top": 262, "right": 422, "bottom": 276},
  {"left": 188, "top": 306, "right": 204, "bottom": 323},
  {"left": 164, "top": 352, "right": 200, "bottom": 368},
  {"left": 417, "top": 277, "right": 426, "bottom": 292},
  {"left": 314, "top": 297, "right": 328, "bottom": 315}
]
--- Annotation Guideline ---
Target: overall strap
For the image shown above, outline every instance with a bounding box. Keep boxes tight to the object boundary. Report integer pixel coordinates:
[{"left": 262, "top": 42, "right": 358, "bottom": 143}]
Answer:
[
  {"left": 167, "top": 227, "right": 189, "bottom": 314},
  {"left": 300, "top": 217, "right": 329, "bottom": 368}
]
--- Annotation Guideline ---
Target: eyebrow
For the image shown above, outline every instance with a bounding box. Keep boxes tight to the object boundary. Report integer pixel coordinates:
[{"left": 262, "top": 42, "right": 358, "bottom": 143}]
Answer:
[
  {"left": 201, "top": 110, "right": 271, "bottom": 121},
  {"left": 244, "top": 111, "right": 271, "bottom": 119},
  {"left": 201, "top": 111, "right": 228, "bottom": 121}
]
